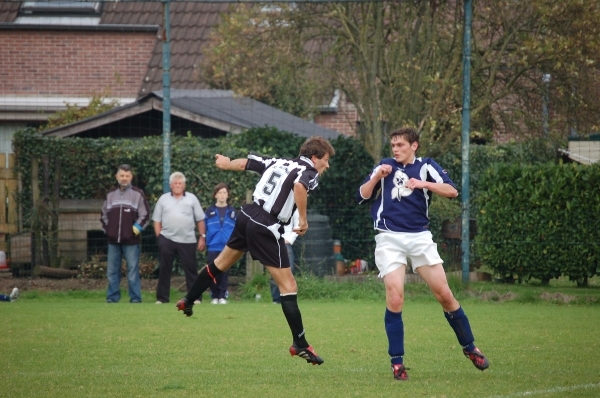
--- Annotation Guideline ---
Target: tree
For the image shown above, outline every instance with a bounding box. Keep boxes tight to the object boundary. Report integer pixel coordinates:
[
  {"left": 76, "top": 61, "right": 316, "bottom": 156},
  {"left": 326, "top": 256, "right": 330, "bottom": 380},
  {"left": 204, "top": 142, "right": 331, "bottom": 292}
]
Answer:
[
  {"left": 529, "top": 0, "right": 600, "bottom": 136},
  {"left": 302, "top": 1, "right": 466, "bottom": 159},
  {"left": 200, "top": 1, "right": 600, "bottom": 161},
  {"left": 200, "top": 4, "right": 332, "bottom": 119},
  {"left": 38, "top": 92, "right": 120, "bottom": 132}
]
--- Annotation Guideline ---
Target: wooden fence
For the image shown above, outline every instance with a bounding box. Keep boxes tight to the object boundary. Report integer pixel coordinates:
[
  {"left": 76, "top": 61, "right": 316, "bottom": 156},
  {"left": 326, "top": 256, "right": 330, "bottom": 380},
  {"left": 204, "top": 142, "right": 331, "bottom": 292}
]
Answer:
[{"left": 0, "top": 153, "right": 18, "bottom": 252}]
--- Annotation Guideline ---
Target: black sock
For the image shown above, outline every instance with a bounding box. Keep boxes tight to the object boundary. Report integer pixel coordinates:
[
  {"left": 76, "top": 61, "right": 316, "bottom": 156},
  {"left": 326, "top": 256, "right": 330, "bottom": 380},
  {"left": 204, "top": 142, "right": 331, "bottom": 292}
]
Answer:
[
  {"left": 280, "top": 294, "right": 308, "bottom": 348},
  {"left": 185, "top": 262, "right": 222, "bottom": 302}
]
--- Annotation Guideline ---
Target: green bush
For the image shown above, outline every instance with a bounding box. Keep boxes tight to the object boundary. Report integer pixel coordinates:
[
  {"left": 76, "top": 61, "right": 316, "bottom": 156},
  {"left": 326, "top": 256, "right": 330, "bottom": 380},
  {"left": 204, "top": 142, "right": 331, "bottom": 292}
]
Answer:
[
  {"left": 435, "top": 137, "right": 559, "bottom": 214},
  {"left": 476, "top": 161, "right": 600, "bottom": 285}
]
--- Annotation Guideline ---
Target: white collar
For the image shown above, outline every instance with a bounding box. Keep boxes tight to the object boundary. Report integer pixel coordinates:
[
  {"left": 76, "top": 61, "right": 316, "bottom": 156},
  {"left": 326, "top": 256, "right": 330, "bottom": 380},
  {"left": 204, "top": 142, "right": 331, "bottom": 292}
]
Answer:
[{"left": 300, "top": 155, "right": 314, "bottom": 167}]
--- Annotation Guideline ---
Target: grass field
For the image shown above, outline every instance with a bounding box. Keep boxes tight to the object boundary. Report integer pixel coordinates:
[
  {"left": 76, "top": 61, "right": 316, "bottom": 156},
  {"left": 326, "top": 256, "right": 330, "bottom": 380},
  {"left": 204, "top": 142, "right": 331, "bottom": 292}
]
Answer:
[{"left": 2, "top": 282, "right": 600, "bottom": 398}]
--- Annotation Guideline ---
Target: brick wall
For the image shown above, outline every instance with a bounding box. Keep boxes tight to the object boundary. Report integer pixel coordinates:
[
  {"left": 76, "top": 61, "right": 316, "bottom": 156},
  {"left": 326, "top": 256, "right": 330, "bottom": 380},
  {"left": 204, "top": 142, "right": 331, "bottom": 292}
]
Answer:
[
  {"left": 0, "top": 30, "right": 155, "bottom": 98},
  {"left": 314, "top": 92, "right": 359, "bottom": 137}
]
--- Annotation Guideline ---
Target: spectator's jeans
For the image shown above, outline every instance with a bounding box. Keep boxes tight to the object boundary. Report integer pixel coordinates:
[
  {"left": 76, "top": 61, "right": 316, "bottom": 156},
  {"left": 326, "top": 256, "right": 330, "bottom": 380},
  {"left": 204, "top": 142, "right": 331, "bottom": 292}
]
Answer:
[
  {"left": 107, "top": 243, "right": 141, "bottom": 303},
  {"left": 270, "top": 243, "right": 294, "bottom": 303}
]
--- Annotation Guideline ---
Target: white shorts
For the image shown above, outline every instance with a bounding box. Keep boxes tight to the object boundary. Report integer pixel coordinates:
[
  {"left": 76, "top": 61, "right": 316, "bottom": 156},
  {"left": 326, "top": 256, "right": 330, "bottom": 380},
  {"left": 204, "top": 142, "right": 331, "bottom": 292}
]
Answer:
[{"left": 374, "top": 231, "right": 443, "bottom": 277}]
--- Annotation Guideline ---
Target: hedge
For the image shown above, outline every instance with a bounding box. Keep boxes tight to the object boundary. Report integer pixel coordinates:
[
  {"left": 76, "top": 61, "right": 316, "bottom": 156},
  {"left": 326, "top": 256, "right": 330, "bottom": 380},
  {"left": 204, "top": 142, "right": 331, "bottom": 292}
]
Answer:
[
  {"left": 13, "top": 127, "right": 376, "bottom": 265},
  {"left": 475, "top": 161, "right": 600, "bottom": 286},
  {"left": 13, "top": 127, "right": 568, "bottom": 275}
]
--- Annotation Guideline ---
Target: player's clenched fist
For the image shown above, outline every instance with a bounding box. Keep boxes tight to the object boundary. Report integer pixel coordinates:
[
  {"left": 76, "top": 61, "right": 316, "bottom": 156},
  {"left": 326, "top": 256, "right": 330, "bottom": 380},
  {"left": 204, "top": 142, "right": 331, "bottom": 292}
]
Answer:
[
  {"left": 377, "top": 164, "right": 392, "bottom": 179},
  {"left": 293, "top": 219, "right": 308, "bottom": 236},
  {"left": 214, "top": 154, "right": 230, "bottom": 169}
]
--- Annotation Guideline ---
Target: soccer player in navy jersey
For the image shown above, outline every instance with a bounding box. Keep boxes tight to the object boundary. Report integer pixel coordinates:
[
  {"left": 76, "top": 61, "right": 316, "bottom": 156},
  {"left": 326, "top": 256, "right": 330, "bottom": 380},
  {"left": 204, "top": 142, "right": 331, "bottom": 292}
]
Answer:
[
  {"left": 357, "top": 127, "right": 489, "bottom": 381},
  {"left": 176, "top": 136, "right": 335, "bottom": 365}
]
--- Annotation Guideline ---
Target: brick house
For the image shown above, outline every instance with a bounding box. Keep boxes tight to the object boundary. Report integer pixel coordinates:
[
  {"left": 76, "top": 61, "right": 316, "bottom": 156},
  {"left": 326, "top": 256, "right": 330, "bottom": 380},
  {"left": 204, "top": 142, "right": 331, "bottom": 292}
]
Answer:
[{"left": 0, "top": 1, "right": 356, "bottom": 148}]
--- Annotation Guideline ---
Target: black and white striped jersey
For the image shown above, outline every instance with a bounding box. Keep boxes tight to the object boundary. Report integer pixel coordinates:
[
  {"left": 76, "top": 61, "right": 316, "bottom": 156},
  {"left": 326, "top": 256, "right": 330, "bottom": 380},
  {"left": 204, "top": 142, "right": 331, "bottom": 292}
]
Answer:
[{"left": 246, "top": 153, "right": 319, "bottom": 224}]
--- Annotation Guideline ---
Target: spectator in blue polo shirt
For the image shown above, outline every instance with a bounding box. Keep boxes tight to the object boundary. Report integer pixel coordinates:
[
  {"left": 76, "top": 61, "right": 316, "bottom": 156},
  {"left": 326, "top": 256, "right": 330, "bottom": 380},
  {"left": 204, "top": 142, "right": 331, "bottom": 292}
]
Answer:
[{"left": 153, "top": 172, "right": 206, "bottom": 304}]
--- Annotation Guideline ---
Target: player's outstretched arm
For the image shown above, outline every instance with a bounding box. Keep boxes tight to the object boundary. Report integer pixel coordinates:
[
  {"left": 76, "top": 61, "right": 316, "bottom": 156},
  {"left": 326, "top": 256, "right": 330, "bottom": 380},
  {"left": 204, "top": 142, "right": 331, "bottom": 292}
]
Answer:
[{"left": 215, "top": 154, "right": 248, "bottom": 171}]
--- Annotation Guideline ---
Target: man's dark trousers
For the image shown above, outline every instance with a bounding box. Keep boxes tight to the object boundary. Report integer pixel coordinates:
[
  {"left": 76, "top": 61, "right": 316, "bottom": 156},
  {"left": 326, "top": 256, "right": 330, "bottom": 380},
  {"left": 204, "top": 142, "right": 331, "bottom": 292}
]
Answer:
[{"left": 156, "top": 235, "right": 198, "bottom": 303}]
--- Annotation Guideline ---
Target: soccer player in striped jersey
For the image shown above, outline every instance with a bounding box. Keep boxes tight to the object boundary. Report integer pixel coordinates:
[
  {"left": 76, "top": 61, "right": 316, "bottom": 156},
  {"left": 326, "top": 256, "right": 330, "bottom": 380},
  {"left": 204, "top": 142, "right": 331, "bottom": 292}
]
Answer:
[
  {"left": 357, "top": 127, "right": 489, "bottom": 381},
  {"left": 177, "top": 136, "right": 335, "bottom": 365}
]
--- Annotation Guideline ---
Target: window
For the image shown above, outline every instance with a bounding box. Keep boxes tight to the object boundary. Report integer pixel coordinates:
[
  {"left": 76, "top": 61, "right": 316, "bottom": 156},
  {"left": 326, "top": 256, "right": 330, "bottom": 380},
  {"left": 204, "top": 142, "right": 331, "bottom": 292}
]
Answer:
[
  {"left": 20, "top": 2, "right": 101, "bottom": 16},
  {"left": 16, "top": 2, "right": 102, "bottom": 25}
]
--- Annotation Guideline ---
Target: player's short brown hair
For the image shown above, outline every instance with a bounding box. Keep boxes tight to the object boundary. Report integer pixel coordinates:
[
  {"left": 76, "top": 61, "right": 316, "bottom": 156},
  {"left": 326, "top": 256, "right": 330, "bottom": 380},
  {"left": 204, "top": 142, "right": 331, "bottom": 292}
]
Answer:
[
  {"left": 299, "top": 136, "right": 335, "bottom": 159},
  {"left": 390, "top": 127, "right": 420, "bottom": 153},
  {"left": 390, "top": 127, "right": 419, "bottom": 145}
]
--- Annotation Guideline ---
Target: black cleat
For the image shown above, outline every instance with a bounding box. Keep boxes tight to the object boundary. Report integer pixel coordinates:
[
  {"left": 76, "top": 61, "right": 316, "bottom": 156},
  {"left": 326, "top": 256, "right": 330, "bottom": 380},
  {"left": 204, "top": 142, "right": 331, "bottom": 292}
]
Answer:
[
  {"left": 175, "top": 298, "right": 194, "bottom": 317},
  {"left": 289, "top": 343, "right": 324, "bottom": 365},
  {"left": 392, "top": 364, "right": 408, "bottom": 381},
  {"left": 463, "top": 347, "right": 489, "bottom": 370}
]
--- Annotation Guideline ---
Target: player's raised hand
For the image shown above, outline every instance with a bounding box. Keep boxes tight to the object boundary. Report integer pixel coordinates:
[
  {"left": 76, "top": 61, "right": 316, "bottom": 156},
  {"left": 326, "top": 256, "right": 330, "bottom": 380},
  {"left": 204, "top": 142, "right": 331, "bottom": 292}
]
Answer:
[
  {"left": 378, "top": 164, "right": 392, "bottom": 178},
  {"left": 214, "top": 154, "right": 230, "bottom": 169}
]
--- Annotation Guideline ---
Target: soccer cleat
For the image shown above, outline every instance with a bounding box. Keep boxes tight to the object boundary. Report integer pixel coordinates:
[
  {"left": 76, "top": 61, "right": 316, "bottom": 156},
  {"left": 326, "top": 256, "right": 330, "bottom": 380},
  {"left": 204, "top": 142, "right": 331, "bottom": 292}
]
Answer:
[
  {"left": 175, "top": 298, "right": 194, "bottom": 317},
  {"left": 9, "top": 287, "right": 19, "bottom": 302},
  {"left": 463, "top": 347, "right": 489, "bottom": 370},
  {"left": 392, "top": 364, "right": 408, "bottom": 381},
  {"left": 289, "top": 343, "right": 324, "bottom": 365}
]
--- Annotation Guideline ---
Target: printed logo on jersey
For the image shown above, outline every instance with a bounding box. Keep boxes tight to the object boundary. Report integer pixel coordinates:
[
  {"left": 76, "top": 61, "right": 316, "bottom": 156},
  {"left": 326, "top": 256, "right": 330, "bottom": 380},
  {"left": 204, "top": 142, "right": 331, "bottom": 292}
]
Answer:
[{"left": 391, "top": 169, "right": 413, "bottom": 201}]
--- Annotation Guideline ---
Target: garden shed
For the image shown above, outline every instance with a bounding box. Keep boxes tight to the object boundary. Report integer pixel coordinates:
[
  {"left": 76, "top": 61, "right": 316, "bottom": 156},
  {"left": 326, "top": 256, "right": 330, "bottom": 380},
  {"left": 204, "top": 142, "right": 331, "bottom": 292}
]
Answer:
[{"left": 10, "top": 199, "right": 104, "bottom": 271}]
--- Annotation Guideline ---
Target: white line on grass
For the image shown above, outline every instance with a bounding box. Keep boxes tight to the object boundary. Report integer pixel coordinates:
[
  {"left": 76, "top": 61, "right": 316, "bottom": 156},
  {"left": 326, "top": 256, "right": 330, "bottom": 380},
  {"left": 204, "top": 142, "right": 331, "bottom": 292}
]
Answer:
[{"left": 489, "top": 382, "right": 600, "bottom": 398}]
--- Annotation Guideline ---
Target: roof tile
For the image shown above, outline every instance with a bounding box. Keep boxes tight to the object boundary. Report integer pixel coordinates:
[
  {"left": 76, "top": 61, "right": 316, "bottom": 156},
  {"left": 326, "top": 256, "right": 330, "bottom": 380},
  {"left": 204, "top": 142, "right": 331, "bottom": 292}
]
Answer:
[{"left": 0, "top": 2, "right": 20, "bottom": 23}]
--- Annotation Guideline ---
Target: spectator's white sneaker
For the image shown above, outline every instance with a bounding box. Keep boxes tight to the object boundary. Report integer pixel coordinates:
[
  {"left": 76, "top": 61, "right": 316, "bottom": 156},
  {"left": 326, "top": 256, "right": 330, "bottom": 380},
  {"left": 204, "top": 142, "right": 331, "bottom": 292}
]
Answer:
[
  {"left": 211, "top": 298, "right": 219, "bottom": 304},
  {"left": 155, "top": 301, "right": 163, "bottom": 304},
  {"left": 194, "top": 300, "right": 202, "bottom": 304},
  {"left": 218, "top": 298, "right": 228, "bottom": 305},
  {"left": 9, "top": 287, "right": 19, "bottom": 302}
]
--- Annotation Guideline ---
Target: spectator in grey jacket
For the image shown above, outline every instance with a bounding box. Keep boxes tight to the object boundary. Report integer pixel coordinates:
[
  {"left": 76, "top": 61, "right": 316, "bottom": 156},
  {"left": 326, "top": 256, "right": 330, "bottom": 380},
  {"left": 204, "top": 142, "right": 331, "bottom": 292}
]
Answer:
[{"left": 101, "top": 164, "right": 150, "bottom": 303}]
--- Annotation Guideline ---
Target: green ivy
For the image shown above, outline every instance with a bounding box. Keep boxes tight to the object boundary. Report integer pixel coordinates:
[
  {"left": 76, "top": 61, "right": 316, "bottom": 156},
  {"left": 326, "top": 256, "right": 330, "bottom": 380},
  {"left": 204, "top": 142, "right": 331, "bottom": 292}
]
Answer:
[{"left": 13, "top": 127, "right": 377, "bottom": 265}]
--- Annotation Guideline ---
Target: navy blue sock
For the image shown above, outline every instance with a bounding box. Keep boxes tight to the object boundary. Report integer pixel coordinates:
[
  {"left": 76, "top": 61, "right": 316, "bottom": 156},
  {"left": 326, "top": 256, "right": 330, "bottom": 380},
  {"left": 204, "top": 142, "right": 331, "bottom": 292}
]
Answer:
[
  {"left": 385, "top": 308, "right": 404, "bottom": 365},
  {"left": 281, "top": 294, "right": 308, "bottom": 348},
  {"left": 444, "top": 307, "right": 475, "bottom": 351}
]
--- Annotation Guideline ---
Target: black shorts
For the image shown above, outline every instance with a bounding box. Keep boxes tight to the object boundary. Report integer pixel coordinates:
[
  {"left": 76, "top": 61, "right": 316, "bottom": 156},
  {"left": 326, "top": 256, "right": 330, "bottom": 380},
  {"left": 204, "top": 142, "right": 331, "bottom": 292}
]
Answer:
[{"left": 226, "top": 203, "right": 291, "bottom": 268}]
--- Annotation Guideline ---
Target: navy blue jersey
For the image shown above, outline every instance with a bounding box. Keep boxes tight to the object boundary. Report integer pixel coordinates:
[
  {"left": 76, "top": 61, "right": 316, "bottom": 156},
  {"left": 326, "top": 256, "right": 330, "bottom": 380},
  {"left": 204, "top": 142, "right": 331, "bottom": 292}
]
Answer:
[
  {"left": 246, "top": 153, "right": 319, "bottom": 224},
  {"left": 356, "top": 157, "right": 456, "bottom": 233}
]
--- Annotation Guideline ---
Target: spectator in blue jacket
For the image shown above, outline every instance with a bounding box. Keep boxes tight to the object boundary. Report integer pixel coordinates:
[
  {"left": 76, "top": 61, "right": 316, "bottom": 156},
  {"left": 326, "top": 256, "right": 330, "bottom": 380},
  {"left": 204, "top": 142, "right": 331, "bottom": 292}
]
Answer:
[{"left": 205, "top": 182, "right": 237, "bottom": 304}]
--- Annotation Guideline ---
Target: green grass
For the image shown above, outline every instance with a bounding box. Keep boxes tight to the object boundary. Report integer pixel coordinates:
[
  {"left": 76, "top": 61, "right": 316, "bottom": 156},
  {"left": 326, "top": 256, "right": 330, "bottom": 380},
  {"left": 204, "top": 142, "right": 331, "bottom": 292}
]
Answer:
[{"left": 2, "top": 288, "right": 600, "bottom": 397}]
